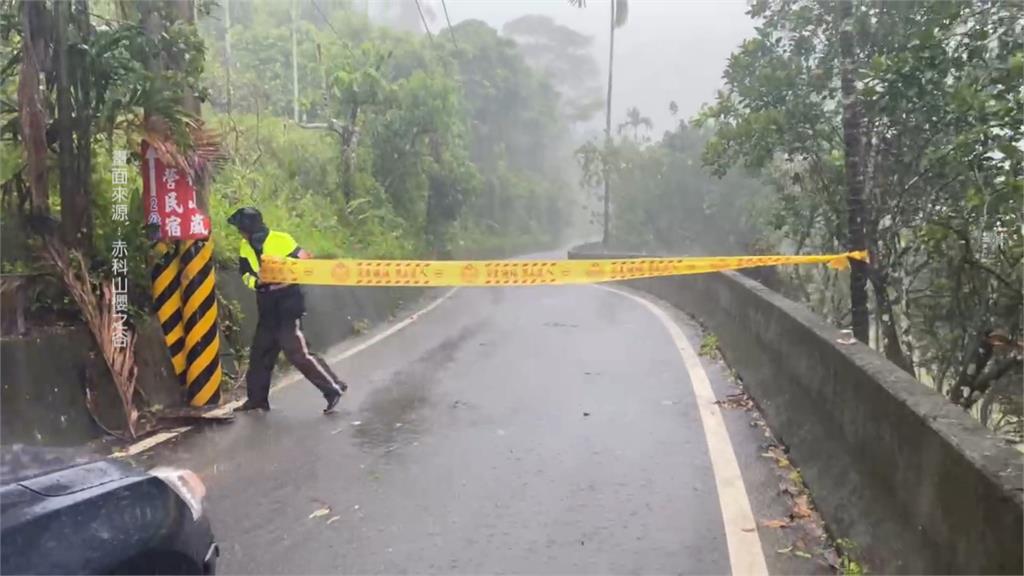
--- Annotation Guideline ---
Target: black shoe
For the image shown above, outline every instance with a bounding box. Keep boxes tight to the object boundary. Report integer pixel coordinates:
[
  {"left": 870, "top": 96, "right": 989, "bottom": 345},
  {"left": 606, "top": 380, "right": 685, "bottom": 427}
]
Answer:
[
  {"left": 234, "top": 400, "right": 270, "bottom": 413},
  {"left": 324, "top": 391, "right": 343, "bottom": 414}
]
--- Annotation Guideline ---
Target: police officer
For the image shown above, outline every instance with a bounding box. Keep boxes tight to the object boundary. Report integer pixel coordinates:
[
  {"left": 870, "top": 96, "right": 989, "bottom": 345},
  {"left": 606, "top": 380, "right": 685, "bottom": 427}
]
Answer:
[{"left": 227, "top": 207, "right": 347, "bottom": 413}]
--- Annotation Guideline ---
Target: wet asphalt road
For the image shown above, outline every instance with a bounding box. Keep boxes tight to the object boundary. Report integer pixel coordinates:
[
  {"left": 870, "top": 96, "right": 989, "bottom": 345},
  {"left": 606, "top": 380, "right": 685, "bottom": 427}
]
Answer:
[{"left": 141, "top": 282, "right": 828, "bottom": 575}]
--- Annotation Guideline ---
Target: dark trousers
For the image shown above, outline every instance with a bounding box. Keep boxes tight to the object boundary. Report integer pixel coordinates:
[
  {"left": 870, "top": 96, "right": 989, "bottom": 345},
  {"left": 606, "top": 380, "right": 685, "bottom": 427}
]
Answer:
[{"left": 246, "top": 287, "right": 346, "bottom": 405}]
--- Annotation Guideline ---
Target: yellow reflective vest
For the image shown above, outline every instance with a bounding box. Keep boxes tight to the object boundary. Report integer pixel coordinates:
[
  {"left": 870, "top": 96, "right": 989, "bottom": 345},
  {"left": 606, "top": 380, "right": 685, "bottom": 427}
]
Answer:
[{"left": 238, "top": 230, "right": 300, "bottom": 290}]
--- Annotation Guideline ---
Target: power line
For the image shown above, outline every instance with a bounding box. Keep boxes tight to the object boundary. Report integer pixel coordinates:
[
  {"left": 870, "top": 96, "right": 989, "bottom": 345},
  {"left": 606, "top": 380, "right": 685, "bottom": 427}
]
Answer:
[
  {"left": 412, "top": 0, "right": 434, "bottom": 43},
  {"left": 310, "top": 0, "right": 341, "bottom": 39},
  {"left": 440, "top": 0, "right": 458, "bottom": 49}
]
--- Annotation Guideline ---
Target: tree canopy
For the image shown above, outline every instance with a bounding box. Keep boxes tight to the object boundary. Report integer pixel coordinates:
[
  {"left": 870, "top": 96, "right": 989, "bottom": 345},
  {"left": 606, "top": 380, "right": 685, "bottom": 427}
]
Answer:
[{"left": 588, "top": 0, "right": 1022, "bottom": 439}]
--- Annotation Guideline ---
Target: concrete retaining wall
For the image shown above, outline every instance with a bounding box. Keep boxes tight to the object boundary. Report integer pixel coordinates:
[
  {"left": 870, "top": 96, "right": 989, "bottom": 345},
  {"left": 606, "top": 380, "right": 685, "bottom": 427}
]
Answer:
[
  {"left": 1, "top": 269, "right": 421, "bottom": 447},
  {"left": 570, "top": 246, "right": 1023, "bottom": 574}
]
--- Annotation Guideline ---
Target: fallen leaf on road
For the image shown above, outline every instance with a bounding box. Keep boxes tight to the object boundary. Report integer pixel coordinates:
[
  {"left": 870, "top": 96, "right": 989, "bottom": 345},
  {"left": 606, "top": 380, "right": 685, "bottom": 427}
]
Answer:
[
  {"left": 776, "top": 546, "right": 793, "bottom": 554},
  {"left": 779, "top": 479, "right": 801, "bottom": 496},
  {"left": 760, "top": 519, "right": 791, "bottom": 529},
  {"left": 326, "top": 516, "right": 341, "bottom": 525},
  {"left": 309, "top": 508, "right": 331, "bottom": 519},
  {"left": 765, "top": 446, "right": 791, "bottom": 468},
  {"left": 793, "top": 550, "right": 813, "bottom": 559},
  {"left": 714, "top": 392, "right": 753, "bottom": 410},
  {"left": 351, "top": 421, "right": 362, "bottom": 426},
  {"left": 740, "top": 527, "right": 756, "bottom": 533},
  {"left": 331, "top": 427, "right": 345, "bottom": 435},
  {"left": 792, "top": 495, "right": 813, "bottom": 518}
]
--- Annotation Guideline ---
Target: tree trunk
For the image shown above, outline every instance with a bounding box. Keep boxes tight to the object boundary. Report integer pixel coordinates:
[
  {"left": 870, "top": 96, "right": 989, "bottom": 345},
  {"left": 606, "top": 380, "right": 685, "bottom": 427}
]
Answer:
[
  {"left": 867, "top": 267, "right": 914, "bottom": 373},
  {"left": 139, "top": 1, "right": 164, "bottom": 110},
  {"left": 340, "top": 104, "right": 360, "bottom": 206},
  {"left": 171, "top": 0, "right": 200, "bottom": 115},
  {"left": 425, "top": 136, "right": 448, "bottom": 258},
  {"left": 224, "top": 0, "right": 233, "bottom": 114},
  {"left": 952, "top": 330, "right": 994, "bottom": 404},
  {"left": 54, "top": 0, "right": 84, "bottom": 247},
  {"left": 602, "top": 0, "right": 616, "bottom": 247},
  {"left": 17, "top": 0, "right": 50, "bottom": 218},
  {"left": 838, "top": 0, "right": 870, "bottom": 343},
  {"left": 73, "top": 0, "right": 94, "bottom": 250}
]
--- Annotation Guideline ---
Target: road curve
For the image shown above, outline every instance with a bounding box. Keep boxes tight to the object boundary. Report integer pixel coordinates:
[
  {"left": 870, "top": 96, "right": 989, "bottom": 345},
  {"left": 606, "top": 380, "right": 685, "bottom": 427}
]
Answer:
[{"left": 140, "top": 282, "right": 828, "bottom": 575}]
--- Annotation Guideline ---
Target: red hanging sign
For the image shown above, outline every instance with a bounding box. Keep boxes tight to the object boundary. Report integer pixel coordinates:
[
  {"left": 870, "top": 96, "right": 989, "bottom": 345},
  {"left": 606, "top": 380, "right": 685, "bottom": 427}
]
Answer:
[{"left": 141, "top": 141, "right": 211, "bottom": 241}]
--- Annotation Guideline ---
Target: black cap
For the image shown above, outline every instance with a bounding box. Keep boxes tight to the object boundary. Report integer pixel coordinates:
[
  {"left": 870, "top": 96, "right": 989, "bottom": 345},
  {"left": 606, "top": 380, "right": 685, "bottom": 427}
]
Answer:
[{"left": 227, "top": 207, "right": 264, "bottom": 234}]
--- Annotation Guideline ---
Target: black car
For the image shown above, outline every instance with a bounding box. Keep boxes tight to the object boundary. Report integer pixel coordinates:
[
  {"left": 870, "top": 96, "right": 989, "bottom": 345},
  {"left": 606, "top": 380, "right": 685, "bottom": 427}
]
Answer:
[{"left": 1, "top": 445, "right": 218, "bottom": 575}]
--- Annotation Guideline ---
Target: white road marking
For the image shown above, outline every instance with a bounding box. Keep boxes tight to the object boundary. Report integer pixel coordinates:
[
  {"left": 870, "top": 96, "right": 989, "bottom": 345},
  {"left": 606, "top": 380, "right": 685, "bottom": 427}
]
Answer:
[
  {"left": 599, "top": 285, "right": 768, "bottom": 576},
  {"left": 116, "top": 288, "right": 459, "bottom": 457}
]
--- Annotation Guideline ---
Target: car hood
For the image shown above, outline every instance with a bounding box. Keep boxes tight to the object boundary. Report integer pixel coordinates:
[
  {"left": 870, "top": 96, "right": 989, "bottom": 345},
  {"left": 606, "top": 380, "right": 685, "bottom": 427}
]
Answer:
[{"left": 1, "top": 444, "right": 106, "bottom": 486}]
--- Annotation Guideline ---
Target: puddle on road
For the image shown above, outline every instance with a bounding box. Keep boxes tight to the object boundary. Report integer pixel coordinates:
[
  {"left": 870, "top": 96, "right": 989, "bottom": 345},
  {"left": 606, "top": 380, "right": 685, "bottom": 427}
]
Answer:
[{"left": 352, "top": 324, "right": 482, "bottom": 451}]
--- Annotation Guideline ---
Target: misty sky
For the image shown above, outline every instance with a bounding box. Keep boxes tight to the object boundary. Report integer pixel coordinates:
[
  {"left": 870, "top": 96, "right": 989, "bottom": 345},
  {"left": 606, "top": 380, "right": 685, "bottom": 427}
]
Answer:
[{"left": 380, "top": 0, "right": 756, "bottom": 136}]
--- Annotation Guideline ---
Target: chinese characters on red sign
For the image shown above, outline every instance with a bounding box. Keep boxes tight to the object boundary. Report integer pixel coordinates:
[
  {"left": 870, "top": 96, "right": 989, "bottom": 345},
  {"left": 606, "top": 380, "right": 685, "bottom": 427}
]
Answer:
[{"left": 141, "top": 141, "right": 211, "bottom": 241}]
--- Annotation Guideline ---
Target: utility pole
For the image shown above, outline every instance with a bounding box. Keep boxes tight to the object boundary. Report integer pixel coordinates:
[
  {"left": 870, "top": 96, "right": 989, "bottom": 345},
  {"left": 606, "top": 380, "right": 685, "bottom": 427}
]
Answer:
[
  {"left": 224, "top": 0, "right": 233, "bottom": 114},
  {"left": 602, "top": 0, "right": 617, "bottom": 247},
  {"left": 291, "top": 0, "right": 299, "bottom": 122}
]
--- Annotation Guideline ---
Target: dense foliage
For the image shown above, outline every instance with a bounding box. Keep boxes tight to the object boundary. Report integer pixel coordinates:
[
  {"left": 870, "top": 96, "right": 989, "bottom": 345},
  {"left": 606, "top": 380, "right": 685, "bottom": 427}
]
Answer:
[
  {"left": 198, "top": 3, "right": 580, "bottom": 262},
  {"left": 3, "top": 0, "right": 588, "bottom": 296},
  {"left": 594, "top": 0, "right": 1022, "bottom": 438},
  {"left": 7, "top": 0, "right": 1018, "bottom": 439},
  {"left": 2, "top": 0, "right": 208, "bottom": 294},
  {"left": 576, "top": 118, "right": 768, "bottom": 255}
]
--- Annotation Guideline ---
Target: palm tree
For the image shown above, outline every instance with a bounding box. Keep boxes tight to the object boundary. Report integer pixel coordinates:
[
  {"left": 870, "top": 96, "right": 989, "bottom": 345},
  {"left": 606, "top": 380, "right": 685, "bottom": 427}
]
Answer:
[
  {"left": 570, "top": 0, "right": 628, "bottom": 246},
  {"left": 617, "top": 106, "right": 652, "bottom": 142}
]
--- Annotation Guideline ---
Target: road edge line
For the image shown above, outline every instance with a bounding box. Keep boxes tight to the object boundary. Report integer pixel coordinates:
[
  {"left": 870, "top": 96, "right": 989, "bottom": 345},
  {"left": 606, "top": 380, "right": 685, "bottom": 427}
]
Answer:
[
  {"left": 599, "top": 285, "right": 769, "bottom": 576},
  {"left": 115, "top": 288, "right": 459, "bottom": 458}
]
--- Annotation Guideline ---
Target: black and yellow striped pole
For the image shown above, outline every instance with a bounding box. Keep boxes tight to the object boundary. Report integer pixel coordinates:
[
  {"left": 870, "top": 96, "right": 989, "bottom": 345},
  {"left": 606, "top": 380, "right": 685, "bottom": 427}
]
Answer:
[
  {"left": 178, "top": 239, "right": 223, "bottom": 406},
  {"left": 150, "top": 241, "right": 187, "bottom": 384}
]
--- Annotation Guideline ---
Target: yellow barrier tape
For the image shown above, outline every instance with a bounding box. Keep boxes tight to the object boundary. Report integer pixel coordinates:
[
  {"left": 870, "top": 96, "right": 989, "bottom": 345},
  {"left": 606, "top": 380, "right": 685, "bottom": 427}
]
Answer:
[{"left": 260, "top": 251, "right": 869, "bottom": 287}]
